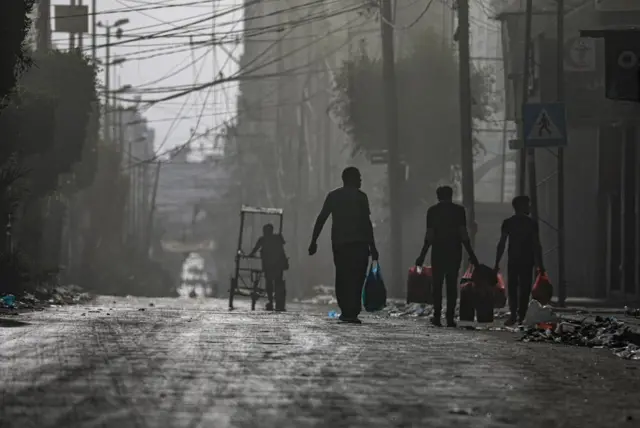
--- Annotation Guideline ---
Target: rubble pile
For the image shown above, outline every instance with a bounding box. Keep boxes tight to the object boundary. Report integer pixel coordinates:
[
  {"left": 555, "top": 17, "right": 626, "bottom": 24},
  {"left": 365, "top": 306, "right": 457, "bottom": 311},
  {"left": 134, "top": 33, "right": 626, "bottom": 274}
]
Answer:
[
  {"left": 380, "top": 302, "right": 511, "bottom": 320},
  {"left": 1, "top": 285, "right": 92, "bottom": 314},
  {"left": 520, "top": 316, "right": 640, "bottom": 361},
  {"left": 382, "top": 302, "right": 432, "bottom": 317}
]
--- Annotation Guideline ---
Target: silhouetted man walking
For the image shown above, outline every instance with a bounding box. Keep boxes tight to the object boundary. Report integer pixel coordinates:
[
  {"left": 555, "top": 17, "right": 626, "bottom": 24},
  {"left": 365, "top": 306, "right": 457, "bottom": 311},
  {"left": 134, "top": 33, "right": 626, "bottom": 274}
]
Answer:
[
  {"left": 494, "top": 196, "right": 545, "bottom": 325},
  {"left": 415, "top": 186, "right": 478, "bottom": 327},
  {"left": 309, "top": 167, "right": 378, "bottom": 324}
]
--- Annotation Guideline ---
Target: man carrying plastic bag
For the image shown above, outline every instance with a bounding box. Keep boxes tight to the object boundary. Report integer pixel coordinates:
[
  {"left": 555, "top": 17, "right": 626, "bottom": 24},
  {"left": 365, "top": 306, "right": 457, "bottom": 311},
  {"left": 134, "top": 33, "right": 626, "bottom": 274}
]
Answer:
[{"left": 309, "top": 167, "right": 379, "bottom": 324}]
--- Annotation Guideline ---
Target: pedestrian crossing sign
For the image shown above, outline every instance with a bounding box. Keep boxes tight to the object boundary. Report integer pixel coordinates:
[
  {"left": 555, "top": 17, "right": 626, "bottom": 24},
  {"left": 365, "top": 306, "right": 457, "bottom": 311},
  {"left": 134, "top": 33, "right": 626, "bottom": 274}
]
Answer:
[{"left": 523, "top": 102, "right": 567, "bottom": 148}]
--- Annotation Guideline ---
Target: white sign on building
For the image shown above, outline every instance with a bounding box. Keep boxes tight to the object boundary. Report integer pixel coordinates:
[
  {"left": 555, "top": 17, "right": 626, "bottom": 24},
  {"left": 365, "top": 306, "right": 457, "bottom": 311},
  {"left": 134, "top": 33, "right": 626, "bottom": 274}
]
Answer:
[{"left": 564, "top": 36, "right": 597, "bottom": 72}]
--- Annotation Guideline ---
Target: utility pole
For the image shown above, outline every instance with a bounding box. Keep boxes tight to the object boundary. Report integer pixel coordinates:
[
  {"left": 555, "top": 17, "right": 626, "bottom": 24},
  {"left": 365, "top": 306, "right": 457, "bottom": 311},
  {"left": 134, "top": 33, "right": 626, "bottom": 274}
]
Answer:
[
  {"left": 145, "top": 161, "right": 162, "bottom": 258},
  {"left": 275, "top": 11, "right": 285, "bottom": 208},
  {"left": 69, "top": 0, "right": 76, "bottom": 50},
  {"left": 457, "top": 0, "right": 476, "bottom": 248},
  {"left": 556, "top": 0, "right": 566, "bottom": 306},
  {"left": 104, "top": 26, "right": 111, "bottom": 144},
  {"left": 295, "top": 94, "right": 306, "bottom": 291},
  {"left": 380, "top": 0, "right": 402, "bottom": 293},
  {"left": 323, "top": 60, "right": 332, "bottom": 192},
  {"left": 524, "top": 0, "right": 540, "bottom": 224},
  {"left": 37, "top": 0, "right": 51, "bottom": 52},
  {"left": 99, "top": 19, "right": 128, "bottom": 145},
  {"left": 500, "top": 114, "right": 508, "bottom": 203},
  {"left": 77, "top": 0, "right": 83, "bottom": 50},
  {"left": 519, "top": 0, "right": 533, "bottom": 196},
  {"left": 91, "top": 0, "right": 97, "bottom": 62}
]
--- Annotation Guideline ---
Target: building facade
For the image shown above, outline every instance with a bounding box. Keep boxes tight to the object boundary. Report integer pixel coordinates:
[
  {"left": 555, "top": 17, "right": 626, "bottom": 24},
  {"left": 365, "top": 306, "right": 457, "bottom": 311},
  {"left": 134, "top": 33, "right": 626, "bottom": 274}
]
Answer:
[{"left": 498, "top": 0, "right": 640, "bottom": 301}]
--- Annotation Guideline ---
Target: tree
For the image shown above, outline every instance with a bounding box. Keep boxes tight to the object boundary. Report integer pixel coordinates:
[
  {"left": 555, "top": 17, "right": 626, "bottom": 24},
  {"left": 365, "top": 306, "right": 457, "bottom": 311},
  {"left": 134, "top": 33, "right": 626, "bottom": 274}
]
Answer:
[
  {"left": 18, "top": 50, "right": 99, "bottom": 196},
  {"left": 0, "top": 50, "right": 99, "bottom": 291},
  {"left": 331, "top": 30, "right": 496, "bottom": 208},
  {"left": 0, "top": 0, "right": 35, "bottom": 110}
]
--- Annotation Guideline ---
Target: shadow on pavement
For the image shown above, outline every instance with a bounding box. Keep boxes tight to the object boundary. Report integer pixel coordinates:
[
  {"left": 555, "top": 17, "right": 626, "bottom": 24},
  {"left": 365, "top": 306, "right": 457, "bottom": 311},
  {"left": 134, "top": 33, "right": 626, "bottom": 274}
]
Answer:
[{"left": 0, "top": 318, "right": 30, "bottom": 327}]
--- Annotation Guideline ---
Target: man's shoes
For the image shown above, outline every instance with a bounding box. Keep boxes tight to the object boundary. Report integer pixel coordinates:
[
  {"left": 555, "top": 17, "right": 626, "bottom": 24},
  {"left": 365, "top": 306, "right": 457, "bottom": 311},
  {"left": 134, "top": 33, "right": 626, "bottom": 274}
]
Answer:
[
  {"left": 446, "top": 320, "right": 457, "bottom": 328},
  {"left": 275, "top": 307, "right": 286, "bottom": 312},
  {"left": 265, "top": 302, "right": 274, "bottom": 311},
  {"left": 339, "top": 314, "right": 362, "bottom": 324},
  {"left": 504, "top": 318, "right": 517, "bottom": 327},
  {"left": 430, "top": 317, "right": 442, "bottom": 327}
]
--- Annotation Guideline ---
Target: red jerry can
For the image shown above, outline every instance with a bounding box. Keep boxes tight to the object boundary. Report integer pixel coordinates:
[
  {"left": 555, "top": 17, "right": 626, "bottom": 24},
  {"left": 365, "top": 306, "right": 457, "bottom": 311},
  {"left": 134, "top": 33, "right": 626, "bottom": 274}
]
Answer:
[
  {"left": 407, "top": 266, "right": 433, "bottom": 304},
  {"left": 532, "top": 271, "right": 553, "bottom": 305},
  {"left": 493, "top": 273, "right": 507, "bottom": 309}
]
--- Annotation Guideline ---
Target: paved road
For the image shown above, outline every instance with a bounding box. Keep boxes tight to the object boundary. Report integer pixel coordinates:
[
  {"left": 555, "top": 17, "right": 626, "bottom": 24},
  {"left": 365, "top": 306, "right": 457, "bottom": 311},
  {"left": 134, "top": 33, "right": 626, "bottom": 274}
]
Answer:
[{"left": 1, "top": 297, "right": 639, "bottom": 428}]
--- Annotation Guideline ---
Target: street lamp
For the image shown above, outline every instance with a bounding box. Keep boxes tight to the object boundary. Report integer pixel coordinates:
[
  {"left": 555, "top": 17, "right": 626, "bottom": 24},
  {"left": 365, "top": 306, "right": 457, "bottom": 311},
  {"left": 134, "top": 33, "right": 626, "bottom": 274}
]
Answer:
[
  {"left": 116, "top": 84, "right": 132, "bottom": 93},
  {"left": 114, "top": 18, "right": 130, "bottom": 28}
]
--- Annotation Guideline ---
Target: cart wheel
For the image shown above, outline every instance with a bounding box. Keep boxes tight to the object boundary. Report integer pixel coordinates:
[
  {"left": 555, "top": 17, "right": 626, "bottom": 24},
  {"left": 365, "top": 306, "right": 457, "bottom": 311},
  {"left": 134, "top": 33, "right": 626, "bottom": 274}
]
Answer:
[{"left": 228, "top": 277, "right": 236, "bottom": 310}]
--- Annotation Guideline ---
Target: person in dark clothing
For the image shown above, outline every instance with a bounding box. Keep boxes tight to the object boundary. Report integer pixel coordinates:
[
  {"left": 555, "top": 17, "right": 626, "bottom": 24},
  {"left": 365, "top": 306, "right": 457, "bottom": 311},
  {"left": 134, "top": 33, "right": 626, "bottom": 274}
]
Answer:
[
  {"left": 309, "top": 167, "right": 379, "bottom": 324},
  {"left": 415, "top": 186, "right": 479, "bottom": 327},
  {"left": 249, "top": 224, "right": 288, "bottom": 311},
  {"left": 494, "top": 195, "right": 545, "bottom": 326}
]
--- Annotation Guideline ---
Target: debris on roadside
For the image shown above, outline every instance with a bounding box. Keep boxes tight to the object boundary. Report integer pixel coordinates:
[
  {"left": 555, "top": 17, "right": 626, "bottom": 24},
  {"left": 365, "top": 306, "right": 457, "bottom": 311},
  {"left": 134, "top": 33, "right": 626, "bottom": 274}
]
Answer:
[
  {"left": 625, "top": 306, "right": 640, "bottom": 317},
  {"left": 48, "top": 286, "right": 92, "bottom": 306},
  {"left": 1, "top": 285, "right": 92, "bottom": 314},
  {"left": 522, "top": 299, "right": 560, "bottom": 327},
  {"left": 379, "top": 302, "right": 432, "bottom": 317},
  {"left": 1, "top": 294, "right": 16, "bottom": 308},
  {"left": 520, "top": 316, "right": 640, "bottom": 360}
]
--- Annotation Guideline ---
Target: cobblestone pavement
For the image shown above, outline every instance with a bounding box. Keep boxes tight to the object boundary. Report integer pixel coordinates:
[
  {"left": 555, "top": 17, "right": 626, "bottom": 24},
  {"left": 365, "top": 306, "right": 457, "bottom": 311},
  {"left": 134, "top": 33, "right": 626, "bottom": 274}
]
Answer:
[{"left": 1, "top": 297, "right": 639, "bottom": 428}]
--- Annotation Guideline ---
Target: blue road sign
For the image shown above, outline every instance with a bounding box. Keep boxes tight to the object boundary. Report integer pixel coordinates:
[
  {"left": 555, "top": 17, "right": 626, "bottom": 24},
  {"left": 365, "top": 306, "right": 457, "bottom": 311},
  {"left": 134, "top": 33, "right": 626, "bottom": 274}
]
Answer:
[{"left": 523, "top": 102, "right": 567, "bottom": 148}]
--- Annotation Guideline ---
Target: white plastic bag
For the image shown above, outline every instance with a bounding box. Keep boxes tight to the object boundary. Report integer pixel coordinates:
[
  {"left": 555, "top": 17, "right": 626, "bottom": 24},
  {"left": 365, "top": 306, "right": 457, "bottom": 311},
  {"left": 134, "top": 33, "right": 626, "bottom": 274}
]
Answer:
[{"left": 522, "top": 299, "right": 559, "bottom": 327}]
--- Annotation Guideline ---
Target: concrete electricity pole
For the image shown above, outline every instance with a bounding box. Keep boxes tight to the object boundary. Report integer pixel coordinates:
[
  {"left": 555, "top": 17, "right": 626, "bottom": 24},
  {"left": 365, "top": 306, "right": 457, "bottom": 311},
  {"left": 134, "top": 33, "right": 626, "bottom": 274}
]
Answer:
[
  {"left": 69, "top": 0, "right": 76, "bottom": 50},
  {"left": 556, "top": 0, "right": 566, "bottom": 306},
  {"left": 98, "top": 19, "right": 128, "bottom": 145},
  {"left": 523, "top": 0, "right": 540, "bottom": 228},
  {"left": 456, "top": 0, "right": 476, "bottom": 248},
  {"left": 92, "top": 0, "right": 97, "bottom": 62},
  {"left": 104, "top": 25, "right": 112, "bottom": 144},
  {"left": 37, "top": 0, "right": 51, "bottom": 52},
  {"left": 519, "top": 0, "right": 533, "bottom": 196},
  {"left": 145, "top": 162, "right": 162, "bottom": 258},
  {"left": 379, "top": 0, "right": 403, "bottom": 293}
]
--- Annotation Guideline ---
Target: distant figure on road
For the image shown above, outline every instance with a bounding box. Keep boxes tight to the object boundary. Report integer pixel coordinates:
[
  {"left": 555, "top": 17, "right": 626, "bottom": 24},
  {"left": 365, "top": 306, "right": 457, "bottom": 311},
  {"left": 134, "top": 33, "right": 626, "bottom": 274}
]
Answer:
[
  {"left": 494, "top": 196, "right": 545, "bottom": 326},
  {"left": 415, "top": 186, "right": 479, "bottom": 327},
  {"left": 309, "top": 166, "right": 378, "bottom": 324},
  {"left": 249, "top": 224, "right": 288, "bottom": 312}
]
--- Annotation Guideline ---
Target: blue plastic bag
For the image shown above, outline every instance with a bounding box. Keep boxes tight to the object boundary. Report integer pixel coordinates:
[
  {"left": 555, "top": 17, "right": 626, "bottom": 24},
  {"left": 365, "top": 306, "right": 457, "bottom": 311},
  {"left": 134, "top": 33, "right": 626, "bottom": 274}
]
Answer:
[{"left": 362, "top": 262, "right": 387, "bottom": 312}]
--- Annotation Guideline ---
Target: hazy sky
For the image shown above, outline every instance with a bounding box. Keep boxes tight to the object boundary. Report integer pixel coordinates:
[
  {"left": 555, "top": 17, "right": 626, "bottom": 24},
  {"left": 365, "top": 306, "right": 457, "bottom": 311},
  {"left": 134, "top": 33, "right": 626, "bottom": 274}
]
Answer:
[{"left": 51, "top": 0, "right": 242, "bottom": 160}]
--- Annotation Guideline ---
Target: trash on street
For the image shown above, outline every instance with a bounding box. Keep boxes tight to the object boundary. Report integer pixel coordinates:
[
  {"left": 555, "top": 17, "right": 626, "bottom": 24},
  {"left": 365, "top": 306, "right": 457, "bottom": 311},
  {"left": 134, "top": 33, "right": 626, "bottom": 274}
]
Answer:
[
  {"left": 520, "top": 316, "right": 640, "bottom": 360},
  {"left": 522, "top": 299, "right": 560, "bottom": 327}
]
